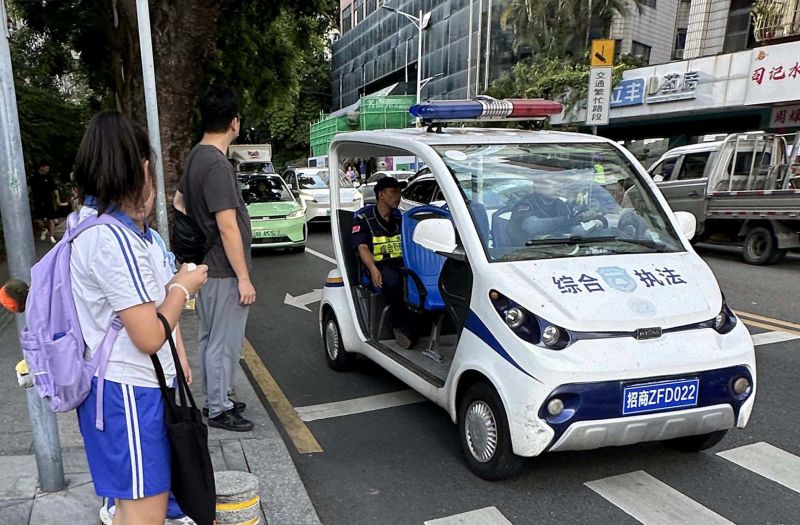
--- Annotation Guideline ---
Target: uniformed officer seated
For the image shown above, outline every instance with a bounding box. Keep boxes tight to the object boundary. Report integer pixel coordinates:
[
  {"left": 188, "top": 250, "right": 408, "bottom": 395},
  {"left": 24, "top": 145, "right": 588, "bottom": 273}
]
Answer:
[{"left": 351, "top": 177, "right": 417, "bottom": 349}]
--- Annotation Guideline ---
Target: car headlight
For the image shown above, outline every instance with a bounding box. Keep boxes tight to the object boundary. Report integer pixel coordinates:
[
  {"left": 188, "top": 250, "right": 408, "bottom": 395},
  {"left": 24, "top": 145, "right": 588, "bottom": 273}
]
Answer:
[
  {"left": 489, "top": 290, "right": 570, "bottom": 349},
  {"left": 713, "top": 298, "right": 737, "bottom": 334},
  {"left": 287, "top": 209, "right": 305, "bottom": 219},
  {"left": 300, "top": 194, "right": 318, "bottom": 204}
]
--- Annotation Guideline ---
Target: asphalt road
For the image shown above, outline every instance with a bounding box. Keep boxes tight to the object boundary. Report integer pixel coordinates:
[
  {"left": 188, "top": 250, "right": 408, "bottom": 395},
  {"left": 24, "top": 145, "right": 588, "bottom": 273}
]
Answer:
[{"left": 244, "top": 227, "right": 800, "bottom": 525}]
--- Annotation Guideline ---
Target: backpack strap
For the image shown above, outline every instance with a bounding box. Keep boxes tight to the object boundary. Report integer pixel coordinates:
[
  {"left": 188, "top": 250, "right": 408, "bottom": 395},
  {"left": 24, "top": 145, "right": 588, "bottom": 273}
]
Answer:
[
  {"left": 64, "top": 211, "right": 126, "bottom": 243},
  {"left": 91, "top": 316, "right": 124, "bottom": 431}
]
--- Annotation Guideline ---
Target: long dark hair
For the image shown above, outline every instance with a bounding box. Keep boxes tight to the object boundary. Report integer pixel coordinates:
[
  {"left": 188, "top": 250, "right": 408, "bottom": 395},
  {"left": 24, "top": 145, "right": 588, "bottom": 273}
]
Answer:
[{"left": 72, "top": 111, "right": 152, "bottom": 215}]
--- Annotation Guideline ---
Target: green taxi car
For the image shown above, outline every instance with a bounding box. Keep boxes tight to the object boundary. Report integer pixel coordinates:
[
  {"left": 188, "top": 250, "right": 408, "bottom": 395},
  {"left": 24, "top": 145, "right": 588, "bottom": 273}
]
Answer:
[{"left": 240, "top": 173, "right": 307, "bottom": 252}]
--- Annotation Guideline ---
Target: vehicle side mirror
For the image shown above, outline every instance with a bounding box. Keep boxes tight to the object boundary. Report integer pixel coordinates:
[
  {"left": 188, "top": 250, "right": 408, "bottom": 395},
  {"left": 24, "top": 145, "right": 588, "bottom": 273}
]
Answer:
[
  {"left": 413, "top": 218, "right": 457, "bottom": 255},
  {"left": 674, "top": 211, "right": 697, "bottom": 240}
]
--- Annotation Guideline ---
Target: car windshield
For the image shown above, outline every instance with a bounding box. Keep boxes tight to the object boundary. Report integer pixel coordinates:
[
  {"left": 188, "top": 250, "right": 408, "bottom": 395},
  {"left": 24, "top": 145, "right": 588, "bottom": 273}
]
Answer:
[
  {"left": 240, "top": 176, "right": 293, "bottom": 203},
  {"left": 238, "top": 162, "right": 274, "bottom": 174},
  {"left": 433, "top": 143, "right": 684, "bottom": 262}
]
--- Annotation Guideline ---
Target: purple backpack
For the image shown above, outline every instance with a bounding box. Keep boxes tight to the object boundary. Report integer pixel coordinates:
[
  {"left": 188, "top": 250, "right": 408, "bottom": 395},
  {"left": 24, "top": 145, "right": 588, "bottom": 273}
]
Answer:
[{"left": 20, "top": 211, "right": 125, "bottom": 430}]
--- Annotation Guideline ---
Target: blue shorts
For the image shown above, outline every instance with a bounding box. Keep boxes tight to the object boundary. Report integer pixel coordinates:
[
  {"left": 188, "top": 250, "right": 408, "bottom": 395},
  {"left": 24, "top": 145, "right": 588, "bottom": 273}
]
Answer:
[{"left": 77, "top": 377, "right": 171, "bottom": 500}]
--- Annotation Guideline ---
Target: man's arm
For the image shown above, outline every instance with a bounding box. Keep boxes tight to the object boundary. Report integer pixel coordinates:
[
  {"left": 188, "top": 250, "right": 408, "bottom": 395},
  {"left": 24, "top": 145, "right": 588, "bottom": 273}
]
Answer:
[
  {"left": 215, "top": 209, "right": 256, "bottom": 305},
  {"left": 357, "top": 244, "right": 383, "bottom": 289}
]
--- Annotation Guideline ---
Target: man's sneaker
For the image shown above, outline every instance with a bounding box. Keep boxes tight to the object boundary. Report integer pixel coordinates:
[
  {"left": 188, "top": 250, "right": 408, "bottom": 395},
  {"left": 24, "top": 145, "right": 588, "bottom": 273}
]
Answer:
[
  {"left": 99, "top": 498, "right": 115, "bottom": 525},
  {"left": 393, "top": 328, "right": 416, "bottom": 349},
  {"left": 39, "top": 231, "right": 47, "bottom": 241},
  {"left": 49, "top": 236, "right": 57, "bottom": 244},
  {"left": 203, "top": 401, "right": 246, "bottom": 417},
  {"left": 209, "top": 409, "right": 254, "bottom": 432}
]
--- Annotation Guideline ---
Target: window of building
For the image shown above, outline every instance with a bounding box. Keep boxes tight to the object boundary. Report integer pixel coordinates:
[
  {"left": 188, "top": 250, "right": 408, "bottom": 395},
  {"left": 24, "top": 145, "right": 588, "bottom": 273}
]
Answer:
[
  {"left": 354, "top": 0, "right": 364, "bottom": 26},
  {"left": 342, "top": 5, "right": 352, "bottom": 34},
  {"left": 614, "top": 38, "right": 623, "bottom": 61},
  {"left": 640, "top": 0, "right": 656, "bottom": 7},
  {"left": 631, "top": 41, "right": 651, "bottom": 64},
  {"left": 366, "top": 0, "right": 377, "bottom": 16},
  {"left": 723, "top": 0, "right": 756, "bottom": 53},
  {"left": 673, "top": 29, "right": 687, "bottom": 59}
]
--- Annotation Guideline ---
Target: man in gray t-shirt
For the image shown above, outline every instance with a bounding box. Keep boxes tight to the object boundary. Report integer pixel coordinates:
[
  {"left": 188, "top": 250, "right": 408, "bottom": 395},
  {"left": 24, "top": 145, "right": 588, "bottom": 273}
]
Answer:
[{"left": 178, "top": 84, "right": 255, "bottom": 432}]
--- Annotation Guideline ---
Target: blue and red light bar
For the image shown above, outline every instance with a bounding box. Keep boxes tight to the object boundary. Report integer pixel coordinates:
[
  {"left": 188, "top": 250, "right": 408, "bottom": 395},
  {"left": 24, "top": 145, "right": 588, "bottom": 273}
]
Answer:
[{"left": 409, "top": 97, "right": 563, "bottom": 122}]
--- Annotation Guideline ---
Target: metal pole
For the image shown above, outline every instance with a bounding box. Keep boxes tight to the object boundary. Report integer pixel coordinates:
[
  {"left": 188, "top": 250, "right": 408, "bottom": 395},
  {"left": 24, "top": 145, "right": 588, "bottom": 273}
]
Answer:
[
  {"left": 475, "top": 0, "right": 483, "bottom": 95},
  {"left": 484, "top": 0, "right": 492, "bottom": 92},
  {"left": 416, "top": 10, "right": 423, "bottom": 127},
  {"left": 0, "top": 0, "right": 66, "bottom": 493},
  {"left": 467, "top": 0, "right": 473, "bottom": 98},
  {"left": 136, "top": 0, "right": 169, "bottom": 248}
]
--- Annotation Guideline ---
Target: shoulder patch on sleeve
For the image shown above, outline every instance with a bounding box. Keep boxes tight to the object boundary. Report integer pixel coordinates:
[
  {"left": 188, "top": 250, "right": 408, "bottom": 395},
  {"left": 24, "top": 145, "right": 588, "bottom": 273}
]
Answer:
[{"left": 352, "top": 225, "right": 361, "bottom": 233}]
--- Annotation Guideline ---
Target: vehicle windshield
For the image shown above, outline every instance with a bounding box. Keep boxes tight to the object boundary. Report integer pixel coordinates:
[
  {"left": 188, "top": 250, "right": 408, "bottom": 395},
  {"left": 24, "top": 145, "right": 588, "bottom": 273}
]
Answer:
[
  {"left": 240, "top": 176, "right": 294, "bottom": 203},
  {"left": 433, "top": 143, "right": 685, "bottom": 262},
  {"left": 298, "top": 171, "right": 353, "bottom": 189},
  {"left": 238, "top": 162, "right": 274, "bottom": 174}
]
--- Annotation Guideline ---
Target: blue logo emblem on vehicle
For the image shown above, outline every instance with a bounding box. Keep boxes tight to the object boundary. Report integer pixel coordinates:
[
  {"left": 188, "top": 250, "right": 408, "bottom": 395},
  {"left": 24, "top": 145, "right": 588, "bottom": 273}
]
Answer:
[{"left": 597, "top": 266, "right": 637, "bottom": 293}]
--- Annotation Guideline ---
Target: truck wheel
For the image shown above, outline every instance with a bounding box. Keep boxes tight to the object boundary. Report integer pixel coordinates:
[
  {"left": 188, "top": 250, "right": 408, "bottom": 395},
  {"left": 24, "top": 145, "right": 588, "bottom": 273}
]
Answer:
[
  {"left": 664, "top": 429, "right": 728, "bottom": 452},
  {"left": 743, "top": 227, "right": 781, "bottom": 265},
  {"left": 323, "top": 312, "right": 351, "bottom": 371},
  {"left": 457, "top": 382, "right": 525, "bottom": 480}
]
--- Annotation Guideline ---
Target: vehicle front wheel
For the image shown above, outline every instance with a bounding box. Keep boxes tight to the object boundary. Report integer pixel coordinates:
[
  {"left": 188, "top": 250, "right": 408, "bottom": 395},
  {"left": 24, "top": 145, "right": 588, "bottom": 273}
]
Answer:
[
  {"left": 323, "top": 312, "right": 351, "bottom": 371},
  {"left": 743, "top": 227, "right": 784, "bottom": 265},
  {"left": 457, "top": 382, "right": 525, "bottom": 481},
  {"left": 664, "top": 429, "right": 728, "bottom": 452}
]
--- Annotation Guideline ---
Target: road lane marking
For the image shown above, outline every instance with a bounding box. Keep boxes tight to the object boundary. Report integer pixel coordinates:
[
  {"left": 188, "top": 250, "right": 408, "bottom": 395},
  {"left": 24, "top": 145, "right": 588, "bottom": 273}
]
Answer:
[
  {"left": 284, "top": 289, "right": 323, "bottom": 312},
  {"left": 718, "top": 442, "right": 800, "bottom": 495},
  {"left": 585, "top": 471, "right": 734, "bottom": 525},
  {"left": 241, "top": 339, "right": 323, "bottom": 454},
  {"left": 424, "top": 506, "right": 513, "bottom": 525},
  {"left": 306, "top": 247, "right": 336, "bottom": 265},
  {"left": 735, "top": 310, "right": 800, "bottom": 331},
  {"left": 750, "top": 330, "right": 800, "bottom": 346},
  {"left": 295, "top": 389, "right": 426, "bottom": 422},
  {"left": 742, "top": 319, "right": 800, "bottom": 338}
]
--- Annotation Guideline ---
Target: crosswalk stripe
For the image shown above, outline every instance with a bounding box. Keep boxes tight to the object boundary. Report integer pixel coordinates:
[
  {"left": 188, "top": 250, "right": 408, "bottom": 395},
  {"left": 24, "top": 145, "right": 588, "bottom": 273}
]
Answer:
[
  {"left": 750, "top": 330, "right": 800, "bottom": 346},
  {"left": 585, "top": 470, "right": 734, "bottom": 525},
  {"left": 424, "top": 506, "right": 513, "bottom": 525},
  {"left": 718, "top": 442, "right": 800, "bottom": 495},
  {"left": 295, "top": 389, "right": 426, "bottom": 422}
]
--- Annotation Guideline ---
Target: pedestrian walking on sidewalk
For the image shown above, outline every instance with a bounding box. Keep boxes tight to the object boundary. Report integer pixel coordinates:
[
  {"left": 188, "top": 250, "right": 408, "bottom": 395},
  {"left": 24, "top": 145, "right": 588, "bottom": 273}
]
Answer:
[
  {"left": 71, "top": 111, "right": 208, "bottom": 524},
  {"left": 27, "top": 160, "right": 69, "bottom": 244},
  {"left": 178, "top": 84, "right": 255, "bottom": 432}
]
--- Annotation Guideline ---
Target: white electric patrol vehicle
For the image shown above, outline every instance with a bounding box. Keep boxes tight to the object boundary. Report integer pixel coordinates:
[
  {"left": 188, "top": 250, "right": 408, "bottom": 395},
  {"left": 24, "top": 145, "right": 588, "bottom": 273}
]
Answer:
[{"left": 319, "top": 99, "right": 756, "bottom": 480}]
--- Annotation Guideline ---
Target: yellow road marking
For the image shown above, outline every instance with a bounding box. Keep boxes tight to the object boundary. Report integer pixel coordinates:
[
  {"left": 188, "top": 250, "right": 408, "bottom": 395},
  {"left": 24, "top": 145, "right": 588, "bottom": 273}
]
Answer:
[
  {"left": 734, "top": 310, "right": 800, "bottom": 331},
  {"left": 242, "top": 339, "right": 323, "bottom": 454},
  {"left": 741, "top": 319, "right": 800, "bottom": 338}
]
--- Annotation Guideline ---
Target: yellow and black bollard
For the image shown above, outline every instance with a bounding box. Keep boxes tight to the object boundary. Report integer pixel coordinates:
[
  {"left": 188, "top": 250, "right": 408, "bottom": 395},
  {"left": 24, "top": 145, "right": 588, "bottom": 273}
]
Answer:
[{"left": 215, "top": 471, "right": 262, "bottom": 525}]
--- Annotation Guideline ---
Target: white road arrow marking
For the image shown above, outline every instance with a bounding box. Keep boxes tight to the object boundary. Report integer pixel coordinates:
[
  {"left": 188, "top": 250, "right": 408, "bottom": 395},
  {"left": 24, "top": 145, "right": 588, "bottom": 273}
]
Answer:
[{"left": 284, "top": 289, "right": 323, "bottom": 312}]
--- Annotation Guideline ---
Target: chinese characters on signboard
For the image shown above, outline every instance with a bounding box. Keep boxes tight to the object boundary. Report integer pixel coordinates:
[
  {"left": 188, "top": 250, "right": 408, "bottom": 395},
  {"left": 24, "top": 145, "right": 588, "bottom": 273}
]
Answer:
[
  {"left": 769, "top": 103, "right": 800, "bottom": 127},
  {"left": 610, "top": 72, "right": 699, "bottom": 108},
  {"left": 745, "top": 43, "right": 800, "bottom": 105},
  {"left": 586, "top": 68, "right": 611, "bottom": 125}
]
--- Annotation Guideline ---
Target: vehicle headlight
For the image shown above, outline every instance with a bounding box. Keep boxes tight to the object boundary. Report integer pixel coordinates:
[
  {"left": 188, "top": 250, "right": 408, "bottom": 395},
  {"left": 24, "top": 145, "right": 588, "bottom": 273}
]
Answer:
[
  {"left": 287, "top": 209, "right": 305, "bottom": 219},
  {"left": 713, "top": 298, "right": 737, "bottom": 334},
  {"left": 490, "top": 290, "right": 570, "bottom": 350},
  {"left": 300, "top": 194, "right": 318, "bottom": 204}
]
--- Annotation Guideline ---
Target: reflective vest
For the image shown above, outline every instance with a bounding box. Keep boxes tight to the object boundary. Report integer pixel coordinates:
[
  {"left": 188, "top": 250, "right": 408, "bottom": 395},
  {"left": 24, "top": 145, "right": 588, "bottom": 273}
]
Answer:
[{"left": 361, "top": 206, "right": 402, "bottom": 262}]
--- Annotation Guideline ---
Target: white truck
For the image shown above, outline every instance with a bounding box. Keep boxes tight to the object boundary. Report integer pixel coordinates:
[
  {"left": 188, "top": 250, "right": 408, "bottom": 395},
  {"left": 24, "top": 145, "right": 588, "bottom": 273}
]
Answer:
[
  {"left": 648, "top": 132, "right": 800, "bottom": 265},
  {"left": 228, "top": 144, "right": 275, "bottom": 174}
]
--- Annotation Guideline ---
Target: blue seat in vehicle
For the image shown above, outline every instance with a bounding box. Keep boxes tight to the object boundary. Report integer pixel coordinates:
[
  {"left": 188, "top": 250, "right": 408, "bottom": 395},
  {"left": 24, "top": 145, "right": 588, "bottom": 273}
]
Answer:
[{"left": 401, "top": 205, "right": 450, "bottom": 312}]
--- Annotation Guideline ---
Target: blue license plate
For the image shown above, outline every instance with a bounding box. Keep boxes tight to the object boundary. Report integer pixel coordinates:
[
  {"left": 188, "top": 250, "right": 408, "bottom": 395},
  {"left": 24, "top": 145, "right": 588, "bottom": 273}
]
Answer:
[{"left": 622, "top": 378, "right": 699, "bottom": 415}]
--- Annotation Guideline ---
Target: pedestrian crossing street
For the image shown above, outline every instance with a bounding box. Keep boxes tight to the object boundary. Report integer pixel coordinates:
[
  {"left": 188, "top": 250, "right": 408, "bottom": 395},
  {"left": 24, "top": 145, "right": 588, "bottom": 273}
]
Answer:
[{"left": 424, "top": 442, "right": 800, "bottom": 525}]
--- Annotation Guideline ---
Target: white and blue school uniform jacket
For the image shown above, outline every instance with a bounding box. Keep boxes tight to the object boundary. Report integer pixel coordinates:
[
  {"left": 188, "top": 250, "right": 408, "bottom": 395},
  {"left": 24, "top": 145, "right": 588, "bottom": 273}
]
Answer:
[{"left": 71, "top": 203, "right": 176, "bottom": 500}]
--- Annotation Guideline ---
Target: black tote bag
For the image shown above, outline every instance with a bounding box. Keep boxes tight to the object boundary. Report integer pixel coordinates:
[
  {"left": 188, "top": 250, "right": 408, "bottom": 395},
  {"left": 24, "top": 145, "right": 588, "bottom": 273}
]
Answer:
[{"left": 151, "top": 314, "right": 216, "bottom": 525}]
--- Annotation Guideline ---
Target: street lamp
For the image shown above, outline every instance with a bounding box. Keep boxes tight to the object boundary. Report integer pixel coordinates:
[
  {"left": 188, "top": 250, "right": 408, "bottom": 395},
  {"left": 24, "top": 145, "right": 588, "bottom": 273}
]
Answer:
[{"left": 381, "top": 1, "right": 431, "bottom": 123}]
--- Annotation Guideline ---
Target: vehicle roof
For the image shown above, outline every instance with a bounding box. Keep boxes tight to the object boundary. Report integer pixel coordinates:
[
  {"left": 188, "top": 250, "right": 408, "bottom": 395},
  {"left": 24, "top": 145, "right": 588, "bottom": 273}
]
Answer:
[
  {"left": 660, "top": 142, "right": 721, "bottom": 157},
  {"left": 331, "top": 127, "right": 609, "bottom": 147},
  {"left": 286, "top": 166, "right": 328, "bottom": 173}
]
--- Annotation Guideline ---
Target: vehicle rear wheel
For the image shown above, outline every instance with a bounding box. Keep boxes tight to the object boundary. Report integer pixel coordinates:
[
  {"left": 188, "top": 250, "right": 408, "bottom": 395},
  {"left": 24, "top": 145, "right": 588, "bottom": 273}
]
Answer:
[
  {"left": 743, "top": 227, "right": 783, "bottom": 265},
  {"left": 457, "top": 382, "right": 525, "bottom": 480},
  {"left": 664, "top": 429, "right": 728, "bottom": 452},
  {"left": 323, "top": 312, "right": 351, "bottom": 371}
]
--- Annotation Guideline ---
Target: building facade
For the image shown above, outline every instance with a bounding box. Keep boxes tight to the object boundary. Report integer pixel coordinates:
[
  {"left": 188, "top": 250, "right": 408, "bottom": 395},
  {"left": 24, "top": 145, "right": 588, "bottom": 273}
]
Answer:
[{"left": 332, "top": 0, "right": 515, "bottom": 110}]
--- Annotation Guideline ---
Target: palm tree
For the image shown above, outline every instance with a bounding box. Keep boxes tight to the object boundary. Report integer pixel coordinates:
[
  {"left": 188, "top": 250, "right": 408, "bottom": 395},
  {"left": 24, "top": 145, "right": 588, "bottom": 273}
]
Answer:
[{"left": 501, "top": 0, "right": 641, "bottom": 60}]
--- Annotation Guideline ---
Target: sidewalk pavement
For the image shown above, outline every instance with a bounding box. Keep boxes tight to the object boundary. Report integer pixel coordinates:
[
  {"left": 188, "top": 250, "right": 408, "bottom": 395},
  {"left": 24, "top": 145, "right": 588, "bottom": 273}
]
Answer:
[{"left": 0, "top": 237, "right": 321, "bottom": 524}]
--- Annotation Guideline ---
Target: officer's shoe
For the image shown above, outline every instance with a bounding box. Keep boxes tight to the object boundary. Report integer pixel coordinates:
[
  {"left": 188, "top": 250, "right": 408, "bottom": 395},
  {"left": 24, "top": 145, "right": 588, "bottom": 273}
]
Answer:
[
  {"left": 394, "top": 328, "right": 416, "bottom": 350},
  {"left": 209, "top": 409, "right": 254, "bottom": 432},
  {"left": 203, "top": 401, "right": 246, "bottom": 418}
]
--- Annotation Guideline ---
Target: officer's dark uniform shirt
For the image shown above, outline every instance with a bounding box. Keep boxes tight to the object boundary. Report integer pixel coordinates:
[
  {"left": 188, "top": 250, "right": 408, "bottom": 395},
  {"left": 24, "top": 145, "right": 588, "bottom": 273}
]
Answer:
[{"left": 351, "top": 205, "right": 403, "bottom": 266}]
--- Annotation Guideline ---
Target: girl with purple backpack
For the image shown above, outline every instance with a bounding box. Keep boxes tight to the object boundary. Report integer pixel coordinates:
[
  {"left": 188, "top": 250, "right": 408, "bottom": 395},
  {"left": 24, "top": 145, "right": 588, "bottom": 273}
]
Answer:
[{"left": 71, "top": 111, "right": 208, "bottom": 524}]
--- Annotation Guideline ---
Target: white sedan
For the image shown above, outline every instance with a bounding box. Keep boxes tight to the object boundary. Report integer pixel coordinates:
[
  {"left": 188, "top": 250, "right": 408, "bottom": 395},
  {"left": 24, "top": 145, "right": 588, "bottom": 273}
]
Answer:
[{"left": 283, "top": 167, "right": 363, "bottom": 222}]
